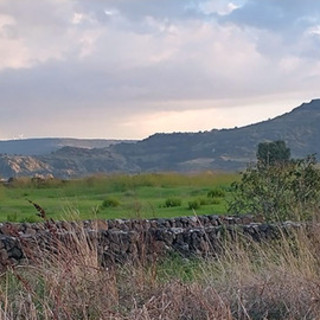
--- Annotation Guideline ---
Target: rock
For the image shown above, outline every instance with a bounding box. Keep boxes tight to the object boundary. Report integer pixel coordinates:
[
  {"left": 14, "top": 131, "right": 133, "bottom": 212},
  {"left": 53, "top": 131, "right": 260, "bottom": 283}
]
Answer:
[
  {"left": 128, "top": 243, "right": 138, "bottom": 255},
  {"left": 162, "top": 231, "right": 174, "bottom": 245},
  {"left": 128, "top": 231, "right": 139, "bottom": 243},
  {"left": 174, "top": 242, "right": 189, "bottom": 253},
  {"left": 25, "top": 227, "right": 37, "bottom": 236},
  {"left": 4, "top": 237, "right": 17, "bottom": 251},
  {"left": 199, "top": 239, "right": 210, "bottom": 253},
  {"left": 109, "top": 242, "right": 121, "bottom": 253},
  {"left": 0, "top": 249, "right": 8, "bottom": 264},
  {"left": 9, "top": 246, "right": 23, "bottom": 260},
  {"left": 240, "top": 215, "right": 253, "bottom": 224},
  {"left": 0, "top": 224, "right": 18, "bottom": 236}
]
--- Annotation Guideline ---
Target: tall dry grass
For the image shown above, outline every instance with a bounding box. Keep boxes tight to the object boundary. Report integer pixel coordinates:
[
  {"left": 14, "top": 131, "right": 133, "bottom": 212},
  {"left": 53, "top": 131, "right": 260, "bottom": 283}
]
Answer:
[{"left": 1, "top": 223, "right": 320, "bottom": 319}]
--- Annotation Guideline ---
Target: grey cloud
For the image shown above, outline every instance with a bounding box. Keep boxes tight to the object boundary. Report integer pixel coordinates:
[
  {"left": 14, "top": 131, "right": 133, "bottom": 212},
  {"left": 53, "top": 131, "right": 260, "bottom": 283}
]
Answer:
[
  {"left": 0, "top": 1, "right": 72, "bottom": 28},
  {"left": 215, "top": 0, "right": 320, "bottom": 61},
  {"left": 1, "top": 50, "right": 313, "bottom": 117},
  {"left": 1, "top": 0, "right": 320, "bottom": 139},
  {"left": 77, "top": 0, "right": 199, "bottom": 21},
  {"left": 223, "top": 0, "right": 320, "bottom": 33}
]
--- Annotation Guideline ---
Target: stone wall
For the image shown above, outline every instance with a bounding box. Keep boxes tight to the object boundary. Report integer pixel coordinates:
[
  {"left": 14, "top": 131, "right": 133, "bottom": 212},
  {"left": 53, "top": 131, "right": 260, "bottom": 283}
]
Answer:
[{"left": 0, "top": 215, "right": 299, "bottom": 270}]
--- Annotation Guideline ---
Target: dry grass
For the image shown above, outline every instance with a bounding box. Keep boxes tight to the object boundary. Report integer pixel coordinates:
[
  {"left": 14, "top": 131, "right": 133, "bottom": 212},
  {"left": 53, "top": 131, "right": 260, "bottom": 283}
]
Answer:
[{"left": 1, "top": 223, "right": 320, "bottom": 319}]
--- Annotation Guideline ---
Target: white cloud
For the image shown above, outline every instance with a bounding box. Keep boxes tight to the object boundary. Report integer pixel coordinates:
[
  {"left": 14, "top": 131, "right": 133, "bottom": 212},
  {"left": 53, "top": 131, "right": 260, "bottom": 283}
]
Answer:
[
  {"left": 199, "top": 0, "right": 240, "bottom": 15},
  {"left": 0, "top": 0, "right": 104, "bottom": 70},
  {"left": 0, "top": 0, "right": 320, "bottom": 139},
  {"left": 306, "top": 25, "right": 320, "bottom": 36}
]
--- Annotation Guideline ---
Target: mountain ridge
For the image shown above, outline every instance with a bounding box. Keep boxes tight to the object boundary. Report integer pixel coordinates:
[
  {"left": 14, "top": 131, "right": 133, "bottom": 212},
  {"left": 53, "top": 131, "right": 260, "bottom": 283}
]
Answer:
[
  {"left": 0, "top": 138, "right": 136, "bottom": 156},
  {"left": 1, "top": 99, "right": 320, "bottom": 178}
]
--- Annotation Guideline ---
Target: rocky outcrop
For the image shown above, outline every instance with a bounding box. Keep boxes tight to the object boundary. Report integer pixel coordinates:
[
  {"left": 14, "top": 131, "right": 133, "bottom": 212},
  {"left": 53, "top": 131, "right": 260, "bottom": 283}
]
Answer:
[{"left": 0, "top": 155, "right": 52, "bottom": 178}]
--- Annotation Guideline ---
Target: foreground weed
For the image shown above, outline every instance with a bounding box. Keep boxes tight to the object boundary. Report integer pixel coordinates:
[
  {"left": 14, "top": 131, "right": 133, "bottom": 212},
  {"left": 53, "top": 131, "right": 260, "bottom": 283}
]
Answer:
[{"left": 1, "top": 223, "right": 320, "bottom": 318}]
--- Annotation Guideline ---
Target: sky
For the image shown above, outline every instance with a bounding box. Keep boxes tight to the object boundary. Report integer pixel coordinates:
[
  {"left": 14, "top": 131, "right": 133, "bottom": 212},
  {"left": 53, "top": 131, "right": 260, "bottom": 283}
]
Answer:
[{"left": 1, "top": 0, "right": 320, "bottom": 140}]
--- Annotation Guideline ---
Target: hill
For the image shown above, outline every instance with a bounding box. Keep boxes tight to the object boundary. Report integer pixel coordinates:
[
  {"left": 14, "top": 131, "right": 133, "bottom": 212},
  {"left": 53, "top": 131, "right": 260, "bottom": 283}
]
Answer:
[
  {"left": 0, "top": 138, "right": 135, "bottom": 156},
  {"left": 0, "top": 99, "right": 320, "bottom": 177},
  {"left": 111, "top": 99, "right": 320, "bottom": 171}
]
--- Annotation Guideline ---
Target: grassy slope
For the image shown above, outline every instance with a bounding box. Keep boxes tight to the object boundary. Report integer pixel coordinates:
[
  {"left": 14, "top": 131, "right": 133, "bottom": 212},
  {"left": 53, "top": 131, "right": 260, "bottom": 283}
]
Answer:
[{"left": 0, "top": 172, "right": 239, "bottom": 222}]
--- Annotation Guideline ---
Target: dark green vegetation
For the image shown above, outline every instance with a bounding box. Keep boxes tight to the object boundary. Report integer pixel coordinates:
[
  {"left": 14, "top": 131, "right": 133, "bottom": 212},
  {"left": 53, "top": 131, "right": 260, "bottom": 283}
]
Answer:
[
  {"left": 1, "top": 99, "right": 320, "bottom": 177},
  {"left": 0, "top": 172, "right": 237, "bottom": 223},
  {"left": 256, "top": 140, "right": 291, "bottom": 167},
  {"left": 229, "top": 140, "right": 320, "bottom": 222}
]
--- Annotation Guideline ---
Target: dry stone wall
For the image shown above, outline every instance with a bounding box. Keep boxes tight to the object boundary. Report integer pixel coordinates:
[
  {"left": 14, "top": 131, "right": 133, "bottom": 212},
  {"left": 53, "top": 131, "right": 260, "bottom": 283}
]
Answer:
[{"left": 0, "top": 215, "right": 300, "bottom": 270}]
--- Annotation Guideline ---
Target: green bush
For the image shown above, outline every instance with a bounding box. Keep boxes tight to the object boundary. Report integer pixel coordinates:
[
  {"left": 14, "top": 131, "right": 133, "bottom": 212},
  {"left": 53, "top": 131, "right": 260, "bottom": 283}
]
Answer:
[
  {"left": 102, "top": 197, "right": 120, "bottom": 208},
  {"left": 188, "top": 199, "right": 201, "bottom": 210},
  {"left": 228, "top": 152, "right": 320, "bottom": 222},
  {"left": 207, "top": 188, "right": 225, "bottom": 198},
  {"left": 164, "top": 197, "right": 182, "bottom": 208},
  {"left": 198, "top": 197, "right": 210, "bottom": 206}
]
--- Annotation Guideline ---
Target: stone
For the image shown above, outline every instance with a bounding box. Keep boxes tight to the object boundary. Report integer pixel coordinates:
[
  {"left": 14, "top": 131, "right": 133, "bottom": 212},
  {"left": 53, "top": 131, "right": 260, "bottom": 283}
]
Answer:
[
  {"left": 25, "top": 228, "right": 37, "bottom": 236},
  {"left": 9, "top": 246, "right": 23, "bottom": 260},
  {"left": 95, "top": 220, "right": 108, "bottom": 231},
  {"left": 162, "top": 231, "right": 174, "bottom": 245},
  {"left": 128, "top": 231, "right": 139, "bottom": 243},
  {"left": 4, "top": 237, "right": 16, "bottom": 251},
  {"left": 128, "top": 243, "right": 138, "bottom": 255},
  {"left": 0, "top": 249, "right": 8, "bottom": 264},
  {"left": 108, "top": 220, "right": 115, "bottom": 229},
  {"left": 109, "top": 242, "right": 121, "bottom": 253},
  {"left": 241, "top": 215, "right": 254, "bottom": 225},
  {"left": 199, "top": 239, "right": 210, "bottom": 253},
  {"left": 174, "top": 242, "right": 189, "bottom": 253},
  {"left": 0, "top": 224, "right": 18, "bottom": 236}
]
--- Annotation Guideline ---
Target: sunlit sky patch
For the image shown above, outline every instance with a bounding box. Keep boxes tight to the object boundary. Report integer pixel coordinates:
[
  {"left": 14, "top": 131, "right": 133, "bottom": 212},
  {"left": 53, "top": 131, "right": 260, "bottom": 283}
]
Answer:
[{"left": 0, "top": 0, "right": 319, "bottom": 140}]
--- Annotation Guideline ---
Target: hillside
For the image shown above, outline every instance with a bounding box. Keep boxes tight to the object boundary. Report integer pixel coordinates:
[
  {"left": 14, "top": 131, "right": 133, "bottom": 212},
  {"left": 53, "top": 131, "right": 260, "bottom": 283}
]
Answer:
[
  {"left": 112, "top": 99, "right": 320, "bottom": 171},
  {"left": 0, "top": 99, "right": 320, "bottom": 178},
  {"left": 0, "top": 138, "right": 135, "bottom": 156}
]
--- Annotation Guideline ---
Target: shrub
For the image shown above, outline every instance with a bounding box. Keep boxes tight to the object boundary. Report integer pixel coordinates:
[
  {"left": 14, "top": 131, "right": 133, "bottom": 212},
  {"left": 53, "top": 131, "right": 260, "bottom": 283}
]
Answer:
[
  {"left": 188, "top": 199, "right": 201, "bottom": 210},
  {"left": 101, "top": 197, "right": 120, "bottom": 208},
  {"left": 228, "top": 154, "right": 320, "bottom": 222},
  {"left": 257, "top": 140, "right": 291, "bottom": 167},
  {"left": 198, "top": 197, "right": 211, "bottom": 206},
  {"left": 207, "top": 188, "right": 225, "bottom": 198},
  {"left": 164, "top": 197, "right": 182, "bottom": 208}
]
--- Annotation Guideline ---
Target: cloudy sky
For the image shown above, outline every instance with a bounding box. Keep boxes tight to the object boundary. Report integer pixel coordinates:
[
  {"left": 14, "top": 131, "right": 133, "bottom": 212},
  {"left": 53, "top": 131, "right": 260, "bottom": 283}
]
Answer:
[{"left": 1, "top": 0, "right": 319, "bottom": 140}]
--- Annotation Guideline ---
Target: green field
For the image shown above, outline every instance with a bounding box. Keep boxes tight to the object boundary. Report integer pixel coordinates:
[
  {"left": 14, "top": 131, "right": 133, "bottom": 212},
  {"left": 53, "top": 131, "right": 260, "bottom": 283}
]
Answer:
[{"left": 0, "top": 172, "right": 239, "bottom": 223}]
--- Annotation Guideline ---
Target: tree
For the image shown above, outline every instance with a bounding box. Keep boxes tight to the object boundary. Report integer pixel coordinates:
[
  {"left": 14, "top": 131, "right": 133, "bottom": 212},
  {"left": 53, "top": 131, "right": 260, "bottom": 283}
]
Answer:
[
  {"left": 256, "top": 140, "right": 291, "bottom": 168},
  {"left": 228, "top": 141, "right": 320, "bottom": 222}
]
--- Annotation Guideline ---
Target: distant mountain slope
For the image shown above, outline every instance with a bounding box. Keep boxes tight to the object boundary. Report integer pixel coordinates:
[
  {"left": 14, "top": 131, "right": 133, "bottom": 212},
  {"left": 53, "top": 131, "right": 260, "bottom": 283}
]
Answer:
[
  {"left": 0, "top": 146, "right": 139, "bottom": 178},
  {"left": 111, "top": 99, "right": 320, "bottom": 171},
  {"left": 0, "top": 138, "right": 135, "bottom": 156},
  {"left": 0, "top": 99, "right": 319, "bottom": 178}
]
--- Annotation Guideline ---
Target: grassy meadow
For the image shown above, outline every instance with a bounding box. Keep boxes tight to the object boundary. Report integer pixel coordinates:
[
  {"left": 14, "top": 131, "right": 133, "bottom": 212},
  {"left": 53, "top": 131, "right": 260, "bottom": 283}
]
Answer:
[
  {"left": 1, "top": 165, "right": 320, "bottom": 318},
  {"left": 0, "top": 172, "right": 239, "bottom": 222}
]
